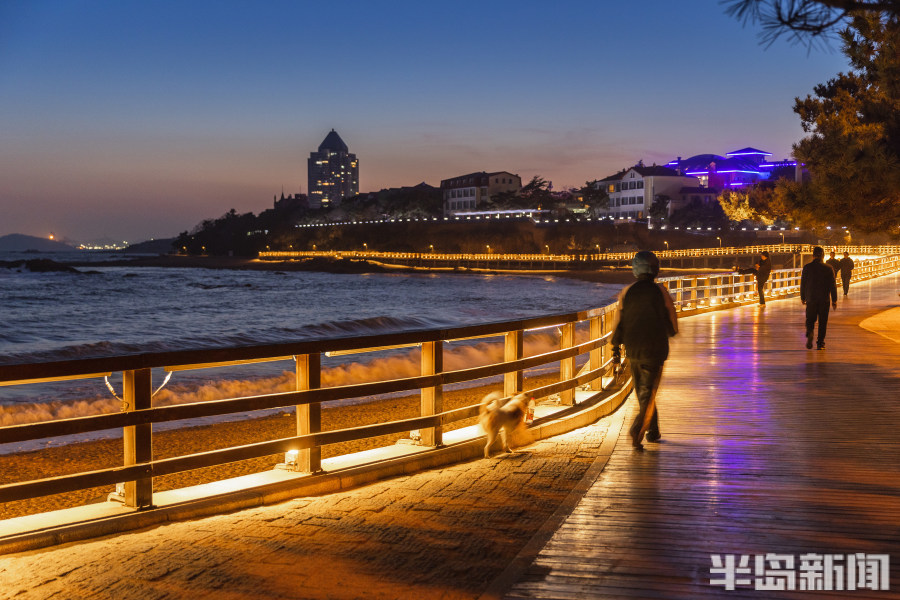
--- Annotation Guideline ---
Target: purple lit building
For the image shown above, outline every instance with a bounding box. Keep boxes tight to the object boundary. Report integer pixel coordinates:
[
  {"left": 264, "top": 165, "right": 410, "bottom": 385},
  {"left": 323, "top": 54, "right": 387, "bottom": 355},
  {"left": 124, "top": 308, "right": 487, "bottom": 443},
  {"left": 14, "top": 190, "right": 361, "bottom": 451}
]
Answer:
[{"left": 666, "top": 147, "right": 798, "bottom": 189}]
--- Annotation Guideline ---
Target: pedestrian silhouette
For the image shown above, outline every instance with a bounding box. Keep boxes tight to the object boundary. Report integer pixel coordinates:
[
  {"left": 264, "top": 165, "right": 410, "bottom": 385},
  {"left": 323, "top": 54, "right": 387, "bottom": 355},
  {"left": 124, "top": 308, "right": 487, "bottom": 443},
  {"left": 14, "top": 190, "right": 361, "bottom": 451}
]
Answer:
[
  {"left": 801, "top": 246, "right": 838, "bottom": 350},
  {"left": 826, "top": 251, "right": 841, "bottom": 278},
  {"left": 839, "top": 251, "right": 854, "bottom": 296},
  {"left": 611, "top": 251, "right": 678, "bottom": 451},
  {"left": 735, "top": 251, "right": 772, "bottom": 305}
]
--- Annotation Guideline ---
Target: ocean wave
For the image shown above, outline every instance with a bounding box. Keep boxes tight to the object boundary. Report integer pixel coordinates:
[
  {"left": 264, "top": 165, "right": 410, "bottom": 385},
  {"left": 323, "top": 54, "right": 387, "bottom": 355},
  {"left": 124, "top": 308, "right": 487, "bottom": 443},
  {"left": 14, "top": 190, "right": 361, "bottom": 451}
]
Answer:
[{"left": 0, "top": 314, "right": 460, "bottom": 366}]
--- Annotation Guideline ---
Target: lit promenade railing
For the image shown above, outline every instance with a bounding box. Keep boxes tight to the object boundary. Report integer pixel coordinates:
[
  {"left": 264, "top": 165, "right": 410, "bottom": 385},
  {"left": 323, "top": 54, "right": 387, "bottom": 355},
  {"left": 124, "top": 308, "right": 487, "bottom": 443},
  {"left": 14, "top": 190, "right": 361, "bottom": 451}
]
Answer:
[
  {"left": 259, "top": 244, "right": 900, "bottom": 266},
  {"left": 659, "top": 253, "right": 900, "bottom": 312},
  {"left": 0, "top": 305, "right": 623, "bottom": 512},
  {"left": 1, "top": 250, "right": 898, "bottom": 543}
]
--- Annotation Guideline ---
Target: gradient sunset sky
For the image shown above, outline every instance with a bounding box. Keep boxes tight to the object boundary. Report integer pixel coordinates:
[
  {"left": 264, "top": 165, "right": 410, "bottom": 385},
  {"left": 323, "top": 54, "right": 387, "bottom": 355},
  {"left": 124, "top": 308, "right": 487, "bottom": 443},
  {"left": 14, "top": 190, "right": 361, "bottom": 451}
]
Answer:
[{"left": 1, "top": 0, "right": 850, "bottom": 243}]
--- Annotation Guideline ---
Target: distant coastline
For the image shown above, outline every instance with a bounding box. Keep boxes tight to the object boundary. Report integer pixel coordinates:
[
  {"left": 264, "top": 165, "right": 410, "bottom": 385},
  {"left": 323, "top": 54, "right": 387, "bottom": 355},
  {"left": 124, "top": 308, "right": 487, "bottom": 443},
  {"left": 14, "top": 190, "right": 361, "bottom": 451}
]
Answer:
[{"left": 52, "top": 253, "right": 726, "bottom": 284}]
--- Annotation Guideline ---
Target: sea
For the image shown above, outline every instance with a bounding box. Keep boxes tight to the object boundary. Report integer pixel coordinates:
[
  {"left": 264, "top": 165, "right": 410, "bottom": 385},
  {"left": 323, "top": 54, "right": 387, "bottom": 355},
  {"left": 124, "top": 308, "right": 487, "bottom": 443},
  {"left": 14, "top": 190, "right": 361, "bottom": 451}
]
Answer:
[{"left": 0, "top": 251, "right": 621, "bottom": 452}]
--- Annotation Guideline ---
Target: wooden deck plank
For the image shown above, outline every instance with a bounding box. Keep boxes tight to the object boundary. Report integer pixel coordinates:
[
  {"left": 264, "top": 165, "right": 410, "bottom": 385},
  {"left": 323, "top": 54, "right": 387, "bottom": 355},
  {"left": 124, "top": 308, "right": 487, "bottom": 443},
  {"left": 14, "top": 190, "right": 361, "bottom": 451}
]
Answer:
[{"left": 505, "top": 273, "right": 900, "bottom": 599}]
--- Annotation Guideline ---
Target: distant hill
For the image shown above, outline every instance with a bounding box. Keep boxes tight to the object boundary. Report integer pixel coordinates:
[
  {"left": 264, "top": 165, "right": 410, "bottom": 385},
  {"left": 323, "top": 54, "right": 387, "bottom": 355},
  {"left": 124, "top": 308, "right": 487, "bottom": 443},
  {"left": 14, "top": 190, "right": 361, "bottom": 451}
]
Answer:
[
  {"left": 124, "top": 238, "right": 176, "bottom": 254},
  {"left": 0, "top": 234, "right": 77, "bottom": 252}
]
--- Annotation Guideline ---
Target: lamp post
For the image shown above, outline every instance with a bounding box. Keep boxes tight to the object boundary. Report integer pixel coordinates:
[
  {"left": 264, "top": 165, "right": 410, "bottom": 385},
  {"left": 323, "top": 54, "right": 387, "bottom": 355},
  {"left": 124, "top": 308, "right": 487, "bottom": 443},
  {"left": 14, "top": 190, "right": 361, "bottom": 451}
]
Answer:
[
  {"left": 545, "top": 244, "right": 550, "bottom": 255},
  {"left": 429, "top": 244, "right": 434, "bottom": 254},
  {"left": 486, "top": 244, "right": 491, "bottom": 255},
  {"left": 716, "top": 236, "right": 722, "bottom": 247},
  {"left": 779, "top": 232, "right": 785, "bottom": 244},
  {"left": 363, "top": 243, "right": 367, "bottom": 251},
  {"left": 664, "top": 240, "right": 669, "bottom": 251}
]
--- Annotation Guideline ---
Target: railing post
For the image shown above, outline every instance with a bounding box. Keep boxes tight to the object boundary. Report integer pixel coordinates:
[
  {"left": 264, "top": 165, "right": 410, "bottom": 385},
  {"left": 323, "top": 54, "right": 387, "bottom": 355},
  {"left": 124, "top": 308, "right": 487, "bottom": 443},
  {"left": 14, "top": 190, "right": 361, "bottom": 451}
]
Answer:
[
  {"left": 420, "top": 341, "right": 443, "bottom": 447},
  {"left": 296, "top": 353, "right": 322, "bottom": 473},
  {"left": 504, "top": 330, "right": 524, "bottom": 396},
  {"left": 123, "top": 368, "right": 152, "bottom": 509},
  {"left": 560, "top": 322, "right": 575, "bottom": 406},
  {"left": 589, "top": 315, "right": 603, "bottom": 391}
]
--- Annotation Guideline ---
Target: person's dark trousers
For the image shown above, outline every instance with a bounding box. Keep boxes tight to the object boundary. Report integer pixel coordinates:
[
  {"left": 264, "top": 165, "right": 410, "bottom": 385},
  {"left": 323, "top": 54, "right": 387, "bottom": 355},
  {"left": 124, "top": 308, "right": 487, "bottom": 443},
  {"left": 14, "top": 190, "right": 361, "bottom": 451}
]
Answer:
[
  {"left": 756, "top": 279, "right": 766, "bottom": 304},
  {"left": 841, "top": 276, "right": 850, "bottom": 295},
  {"left": 805, "top": 299, "right": 831, "bottom": 344},
  {"left": 629, "top": 360, "right": 662, "bottom": 439}
]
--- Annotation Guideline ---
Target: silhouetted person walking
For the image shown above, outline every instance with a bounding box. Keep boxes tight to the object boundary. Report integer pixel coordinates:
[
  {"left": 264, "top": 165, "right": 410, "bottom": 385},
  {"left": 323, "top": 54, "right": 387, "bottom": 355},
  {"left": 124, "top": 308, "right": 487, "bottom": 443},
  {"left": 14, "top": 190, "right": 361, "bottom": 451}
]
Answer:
[
  {"left": 737, "top": 251, "right": 772, "bottom": 305},
  {"left": 611, "top": 251, "right": 678, "bottom": 450},
  {"left": 826, "top": 251, "right": 841, "bottom": 278},
  {"left": 801, "top": 246, "right": 838, "bottom": 350},
  {"left": 839, "top": 251, "right": 854, "bottom": 296}
]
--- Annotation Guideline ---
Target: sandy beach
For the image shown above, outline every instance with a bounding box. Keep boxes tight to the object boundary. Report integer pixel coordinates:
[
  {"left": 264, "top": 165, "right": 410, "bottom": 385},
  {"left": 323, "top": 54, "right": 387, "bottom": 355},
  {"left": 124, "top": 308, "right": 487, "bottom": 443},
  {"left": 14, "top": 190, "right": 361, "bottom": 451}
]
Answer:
[{"left": 0, "top": 373, "right": 560, "bottom": 521}]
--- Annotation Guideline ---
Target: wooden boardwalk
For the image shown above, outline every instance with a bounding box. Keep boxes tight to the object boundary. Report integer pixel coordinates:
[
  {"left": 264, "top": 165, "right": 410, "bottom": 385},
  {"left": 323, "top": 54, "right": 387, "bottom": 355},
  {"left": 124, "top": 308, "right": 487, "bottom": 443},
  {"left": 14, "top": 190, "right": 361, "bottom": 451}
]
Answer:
[{"left": 506, "top": 273, "right": 900, "bottom": 599}]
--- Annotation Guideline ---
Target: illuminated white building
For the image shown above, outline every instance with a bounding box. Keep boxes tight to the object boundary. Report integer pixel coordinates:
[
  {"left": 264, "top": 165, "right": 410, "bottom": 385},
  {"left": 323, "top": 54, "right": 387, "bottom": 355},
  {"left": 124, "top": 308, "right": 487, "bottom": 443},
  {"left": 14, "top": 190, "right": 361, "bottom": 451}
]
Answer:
[
  {"left": 307, "top": 129, "right": 359, "bottom": 209},
  {"left": 597, "top": 164, "right": 701, "bottom": 220}
]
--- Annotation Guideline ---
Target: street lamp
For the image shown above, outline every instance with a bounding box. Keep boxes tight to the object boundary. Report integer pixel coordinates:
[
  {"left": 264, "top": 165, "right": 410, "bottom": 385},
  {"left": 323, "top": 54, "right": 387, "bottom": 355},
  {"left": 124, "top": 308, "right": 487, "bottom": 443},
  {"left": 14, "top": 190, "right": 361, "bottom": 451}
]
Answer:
[
  {"left": 779, "top": 232, "right": 785, "bottom": 244},
  {"left": 429, "top": 244, "right": 434, "bottom": 253},
  {"left": 545, "top": 244, "right": 550, "bottom": 254},
  {"left": 716, "top": 237, "right": 722, "bottom": 247},
  {"left": 486, "top": 244, "right": 491, "bottom": 254},
  {"left": 363, "top": 242, "right": 367, "bottom": 251},
  {"left": 664, "top": 240, "right": 669, "bottom": 251}
]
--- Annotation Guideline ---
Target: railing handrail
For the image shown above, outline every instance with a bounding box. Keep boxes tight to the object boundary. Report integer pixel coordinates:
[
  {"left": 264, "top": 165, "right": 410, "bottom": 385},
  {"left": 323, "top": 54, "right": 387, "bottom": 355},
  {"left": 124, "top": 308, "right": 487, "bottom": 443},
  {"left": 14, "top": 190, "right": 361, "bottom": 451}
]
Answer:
[
  {"left": 0, "top": 306, "right": 616, "bottom": 385},
  {"left": 259, "top": 244, "right": 900, "bottom": 263},
  {"left": 1, "top": 248, "right": 898, "bottom": 523}
]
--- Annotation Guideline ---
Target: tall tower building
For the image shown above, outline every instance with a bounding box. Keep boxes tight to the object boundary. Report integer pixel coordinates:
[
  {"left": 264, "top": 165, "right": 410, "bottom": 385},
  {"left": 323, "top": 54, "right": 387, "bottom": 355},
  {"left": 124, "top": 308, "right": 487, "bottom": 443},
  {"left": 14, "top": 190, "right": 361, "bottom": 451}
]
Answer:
[{"left": 307, "top": 129, "right": 359, "bottom": 208}]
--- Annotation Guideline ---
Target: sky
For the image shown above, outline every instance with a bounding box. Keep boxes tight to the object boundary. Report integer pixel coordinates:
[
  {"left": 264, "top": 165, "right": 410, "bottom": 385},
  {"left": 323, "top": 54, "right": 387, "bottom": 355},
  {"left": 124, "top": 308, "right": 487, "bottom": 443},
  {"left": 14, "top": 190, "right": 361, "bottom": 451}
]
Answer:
[{"left": 0, "top": 0, "right": 851, "bottom": 244}]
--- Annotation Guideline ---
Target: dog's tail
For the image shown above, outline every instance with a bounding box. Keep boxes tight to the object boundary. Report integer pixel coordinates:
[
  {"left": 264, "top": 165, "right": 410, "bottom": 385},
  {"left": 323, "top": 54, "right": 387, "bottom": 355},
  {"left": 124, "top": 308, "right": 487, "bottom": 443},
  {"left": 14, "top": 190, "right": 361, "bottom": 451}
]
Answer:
[{"left": 479, "top": 391, "right": 503, "bottom": 417}]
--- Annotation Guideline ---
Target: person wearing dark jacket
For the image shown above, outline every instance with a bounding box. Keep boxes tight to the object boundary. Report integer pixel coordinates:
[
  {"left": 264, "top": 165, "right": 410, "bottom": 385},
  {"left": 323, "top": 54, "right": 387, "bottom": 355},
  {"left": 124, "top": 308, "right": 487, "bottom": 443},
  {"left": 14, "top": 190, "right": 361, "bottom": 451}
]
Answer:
[
  {"left": 611, "top": 250, "right": 678, "bottom": 450},
  {"left": 826, "top": 251, "right": 841, "bottom": 278},
  {"left": 737, "top": 251, "right": 772, "bottom": 305},
  {"left": 839, "top": 251, "right": 854, "bottom": 296},
  {"left": 801, "top": 246, "right": 838, "bottom": 349}
]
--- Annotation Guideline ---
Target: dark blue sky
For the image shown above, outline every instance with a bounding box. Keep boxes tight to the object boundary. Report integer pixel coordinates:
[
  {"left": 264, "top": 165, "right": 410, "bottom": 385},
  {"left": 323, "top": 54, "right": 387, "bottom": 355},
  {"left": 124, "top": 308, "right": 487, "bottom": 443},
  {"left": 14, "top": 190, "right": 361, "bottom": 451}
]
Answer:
[{"left": 0, "top": 0, "right": 849, "bottom": 243}]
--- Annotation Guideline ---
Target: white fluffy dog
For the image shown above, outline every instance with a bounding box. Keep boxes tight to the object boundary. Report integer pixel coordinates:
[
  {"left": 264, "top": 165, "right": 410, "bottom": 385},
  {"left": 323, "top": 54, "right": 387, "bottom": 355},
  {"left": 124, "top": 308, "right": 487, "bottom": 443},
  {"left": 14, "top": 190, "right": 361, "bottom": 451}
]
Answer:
[{"left": 479, "top": 392, "right": 530, "bottom": 458}]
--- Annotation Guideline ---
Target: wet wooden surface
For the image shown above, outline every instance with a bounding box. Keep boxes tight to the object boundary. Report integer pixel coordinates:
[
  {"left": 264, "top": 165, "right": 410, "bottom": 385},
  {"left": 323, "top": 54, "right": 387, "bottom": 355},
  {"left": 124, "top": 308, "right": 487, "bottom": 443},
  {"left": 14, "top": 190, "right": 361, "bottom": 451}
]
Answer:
[{"left": 507, "top": 273, "right": 900, "bottom": 599}]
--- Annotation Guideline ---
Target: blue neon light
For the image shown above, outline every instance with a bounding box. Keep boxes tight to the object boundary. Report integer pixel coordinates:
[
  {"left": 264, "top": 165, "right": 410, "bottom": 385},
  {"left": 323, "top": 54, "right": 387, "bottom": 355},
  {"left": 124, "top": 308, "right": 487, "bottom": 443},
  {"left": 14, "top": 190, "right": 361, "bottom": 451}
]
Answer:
[{"left": 685, "top": 169, "right": 761, "bottom": 175}]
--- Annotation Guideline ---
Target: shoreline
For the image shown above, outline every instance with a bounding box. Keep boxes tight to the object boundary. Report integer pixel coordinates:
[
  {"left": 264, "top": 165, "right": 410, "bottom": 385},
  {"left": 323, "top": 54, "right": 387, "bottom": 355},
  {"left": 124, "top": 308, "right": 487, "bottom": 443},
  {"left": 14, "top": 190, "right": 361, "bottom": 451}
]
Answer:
[{"left": 61, "top": 253, "right": 729, "bottom": 284}]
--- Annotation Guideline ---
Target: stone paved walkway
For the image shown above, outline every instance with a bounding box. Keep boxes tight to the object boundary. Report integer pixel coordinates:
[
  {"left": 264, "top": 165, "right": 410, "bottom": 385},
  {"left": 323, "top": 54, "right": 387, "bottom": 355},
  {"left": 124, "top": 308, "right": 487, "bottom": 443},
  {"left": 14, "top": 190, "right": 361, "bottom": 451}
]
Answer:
[{"left": 0, "top": 417, "right": 616, "bottom": 600}]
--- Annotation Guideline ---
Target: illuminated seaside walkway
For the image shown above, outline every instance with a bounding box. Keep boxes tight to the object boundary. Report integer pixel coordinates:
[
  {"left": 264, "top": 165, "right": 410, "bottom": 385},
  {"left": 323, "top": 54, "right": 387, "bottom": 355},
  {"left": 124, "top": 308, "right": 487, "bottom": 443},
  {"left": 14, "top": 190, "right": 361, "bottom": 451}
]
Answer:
[{"left": 2, "top": 273, "right": 899, "bottom": 599}]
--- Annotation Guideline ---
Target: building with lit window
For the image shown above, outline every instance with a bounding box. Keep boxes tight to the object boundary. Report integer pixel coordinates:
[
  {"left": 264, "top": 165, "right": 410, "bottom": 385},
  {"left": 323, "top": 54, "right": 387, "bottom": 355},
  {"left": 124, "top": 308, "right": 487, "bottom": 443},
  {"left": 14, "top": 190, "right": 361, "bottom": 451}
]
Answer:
[
  {"left": 307, "top": 129, "right": 359, "bottom": 209},
  {"left": 440, "top": 171, "right": 521, "bottom": 216},
  {"left": 597, "top": 164, "right": 701, "bottom": 220},
  {"left": 665, "top": 147, "right": 798, "bottom": 189}
]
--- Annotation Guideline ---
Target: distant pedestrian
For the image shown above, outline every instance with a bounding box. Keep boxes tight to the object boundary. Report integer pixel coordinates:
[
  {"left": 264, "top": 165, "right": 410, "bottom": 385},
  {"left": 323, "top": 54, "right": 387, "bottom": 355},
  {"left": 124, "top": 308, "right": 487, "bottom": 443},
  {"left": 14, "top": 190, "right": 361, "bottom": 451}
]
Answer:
[
  {"left": 826, "top": 251, "right": 841, "bottom": 278},
  {"left": 736, "top": 251, "right": 772, "bottom": 305},
  {"left": 801, "top": 246, "right": 838, "bottom": 350},
  {"left": 611, "top": 250, "right": 678, "bottom": 450},
  {"left": 839, "top": 251, "right": 854, "bottom": 296}
]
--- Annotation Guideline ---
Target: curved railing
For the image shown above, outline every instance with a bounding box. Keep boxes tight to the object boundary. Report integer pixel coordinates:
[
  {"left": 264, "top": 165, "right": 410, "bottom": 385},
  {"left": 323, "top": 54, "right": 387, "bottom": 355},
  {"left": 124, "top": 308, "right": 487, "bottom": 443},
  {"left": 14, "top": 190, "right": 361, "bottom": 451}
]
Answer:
[
  {"left": 660, "top": 254, "right": 900, "bottom": 313},
  {"left": 1, "top": 250, "right": 898, "bottom": 553},
  {"left": 259, "top": 244, "right": 900, "bottom": 265},
  {"left": 0, "top": 306, "right": 622, "bottom": 512}
]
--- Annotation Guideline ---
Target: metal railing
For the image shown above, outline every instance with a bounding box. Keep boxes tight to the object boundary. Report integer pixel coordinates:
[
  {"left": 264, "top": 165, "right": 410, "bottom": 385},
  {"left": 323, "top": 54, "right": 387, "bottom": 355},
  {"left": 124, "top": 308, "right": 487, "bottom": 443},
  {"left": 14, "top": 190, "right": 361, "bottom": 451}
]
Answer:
[
  {"left": 0, "top": 306, "right": 622, "bottom": 510},
  {"left": 660, "top": 254, "right": 900, "bottom": 312},
  {"left": 259, "top": 244, "right": 900, "bottom": 265},
  {"left": 1, "top": 249, "right": 898, "bottom": 521}
]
